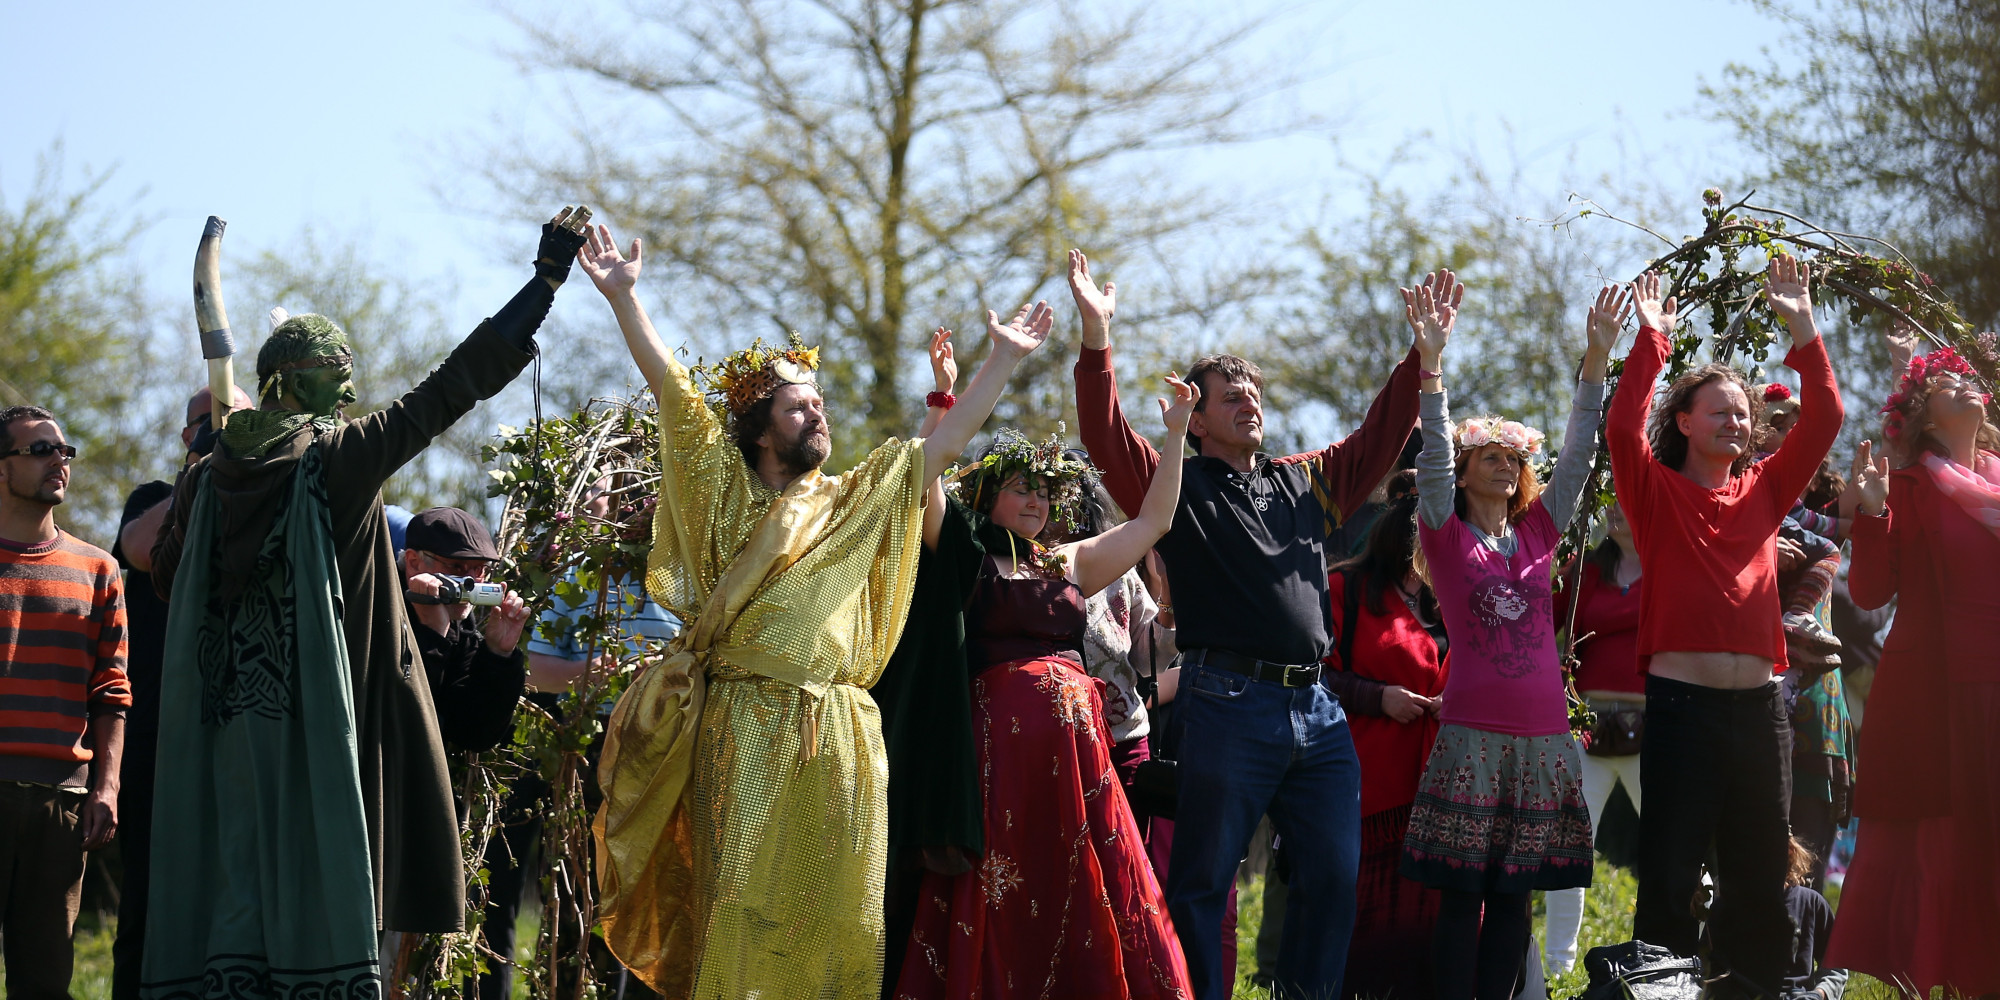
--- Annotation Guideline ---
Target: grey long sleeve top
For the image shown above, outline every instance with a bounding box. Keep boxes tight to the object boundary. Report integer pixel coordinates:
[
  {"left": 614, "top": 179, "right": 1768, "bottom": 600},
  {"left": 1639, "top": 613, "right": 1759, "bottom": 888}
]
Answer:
[{"left": 1416, "top": 380, "right": 1607, "bottom": 551}]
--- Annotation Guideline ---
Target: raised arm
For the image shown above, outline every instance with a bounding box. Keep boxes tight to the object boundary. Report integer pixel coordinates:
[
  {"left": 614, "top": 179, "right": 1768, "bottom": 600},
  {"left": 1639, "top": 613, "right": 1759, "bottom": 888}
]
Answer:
[
  {"left": 1759, "top": 253, "right": 1845, "bottom": 507},
  {"left": 1312, "top": 270, "right": 1446, "bottom": 523},
  {"left": 322, "top": 211, "right": 586, "bottom": 507},
  {"left": 1069, "top": 249, "right": 1157, "bottom": 516},
  {"left": 1607, "top": 272, "right": 1675, "bottom": 507},
  {"left": 1403, "top": 271, "right": 1458, "bottom": 530},
  {"left": 1541, "top": 285, "right": 1626, "bottom": 527},
  {"left": 1843, "top": 441, "right": 1898, "bottom": 610},
  {"left": 923, "top": 302, "right": 1051, "bottom": 483},
  {"left": 920, "top": 327, "right": 959, "bottom": 549},
  {"left": 579, "top": 224, "right": 671, "bottom": 395},
  {"left": 1069, "top": 374, "right": 1196, "bottom": 597}
]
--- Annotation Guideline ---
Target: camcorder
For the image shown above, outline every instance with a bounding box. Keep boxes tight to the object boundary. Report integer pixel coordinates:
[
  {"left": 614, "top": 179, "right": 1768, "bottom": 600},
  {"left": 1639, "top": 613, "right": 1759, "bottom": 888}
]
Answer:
[{"left": 408, "top": 575, "right": 506, "bottom": 607}]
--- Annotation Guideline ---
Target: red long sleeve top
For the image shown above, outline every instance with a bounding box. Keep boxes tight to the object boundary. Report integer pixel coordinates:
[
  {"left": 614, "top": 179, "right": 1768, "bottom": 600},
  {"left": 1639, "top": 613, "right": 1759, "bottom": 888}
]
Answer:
[
  {"left": 1073, "top": 345, "right": 1420, "bottom": 665},
  {"left": 1604, "top": 326, "right": 1843, "bottom": 673}
]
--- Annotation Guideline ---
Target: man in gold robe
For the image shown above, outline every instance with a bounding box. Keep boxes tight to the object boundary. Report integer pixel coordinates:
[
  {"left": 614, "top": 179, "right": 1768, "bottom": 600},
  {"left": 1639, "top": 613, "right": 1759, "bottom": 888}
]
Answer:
[{"left": 576, "top": 223, "right": 1052, "bottom": 997}]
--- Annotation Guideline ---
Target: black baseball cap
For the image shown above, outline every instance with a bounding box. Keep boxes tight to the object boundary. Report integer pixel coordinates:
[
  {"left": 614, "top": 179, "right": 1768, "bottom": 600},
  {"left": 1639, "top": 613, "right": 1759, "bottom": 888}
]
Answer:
[{"left": 405, "top": 507, "right": 500, "bottom": 562}]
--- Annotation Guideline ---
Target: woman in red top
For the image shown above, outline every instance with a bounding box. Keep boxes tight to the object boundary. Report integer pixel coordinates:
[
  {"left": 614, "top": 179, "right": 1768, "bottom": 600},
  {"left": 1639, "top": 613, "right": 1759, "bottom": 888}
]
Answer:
[
  {"left": 1542, "top": 499, "right": 1645, "bottom": 974},
  {"left": 1824, "top": 349, "right": 2000, "bottom": 994},
  {"left": 1324, "top": 472, "right": 1448, "bottom": 999},
  {"left": 1605, "top": 257, "right": 1842, "bottom": 992}
]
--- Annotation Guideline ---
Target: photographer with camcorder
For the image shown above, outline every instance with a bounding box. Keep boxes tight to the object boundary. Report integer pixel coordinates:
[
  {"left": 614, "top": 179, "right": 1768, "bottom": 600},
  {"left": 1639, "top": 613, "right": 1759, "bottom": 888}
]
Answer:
[{"left": 402, "top": 506, "right": 528, "bottom": 753}]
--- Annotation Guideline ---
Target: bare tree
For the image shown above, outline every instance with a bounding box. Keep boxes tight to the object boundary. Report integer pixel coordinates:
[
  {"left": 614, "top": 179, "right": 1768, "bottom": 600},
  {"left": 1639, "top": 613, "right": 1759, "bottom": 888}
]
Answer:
[{"left": 480, "top": 0, "right": 1312, "bottom": 459}]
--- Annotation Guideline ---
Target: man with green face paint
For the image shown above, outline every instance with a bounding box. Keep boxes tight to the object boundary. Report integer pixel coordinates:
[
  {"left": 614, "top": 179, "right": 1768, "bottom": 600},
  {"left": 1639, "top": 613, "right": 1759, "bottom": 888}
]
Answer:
[{"left": 141, "top": 208, "right": 591, "bottom": 999}]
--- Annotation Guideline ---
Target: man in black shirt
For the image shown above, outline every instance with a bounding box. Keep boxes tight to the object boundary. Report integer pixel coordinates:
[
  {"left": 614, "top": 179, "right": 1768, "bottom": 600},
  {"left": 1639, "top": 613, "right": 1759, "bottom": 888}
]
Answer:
[
  {"left": 400, "top": 507, "right": 528, "bottom": 753},
  {"left": 109, "top": 385, "right": 251, "bottom": 1000}
]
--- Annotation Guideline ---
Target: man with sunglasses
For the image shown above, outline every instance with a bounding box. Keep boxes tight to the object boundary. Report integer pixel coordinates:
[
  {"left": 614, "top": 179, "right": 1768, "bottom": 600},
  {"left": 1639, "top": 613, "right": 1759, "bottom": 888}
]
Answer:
[{"left": 0, "top": 405, "right": 131, "bottom": 999}]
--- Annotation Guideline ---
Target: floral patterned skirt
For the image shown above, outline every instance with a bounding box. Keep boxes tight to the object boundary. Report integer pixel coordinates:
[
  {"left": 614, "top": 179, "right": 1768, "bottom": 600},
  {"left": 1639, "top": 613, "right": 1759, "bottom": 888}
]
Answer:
[
  {"left": 893, "top": 656, "right": 1190, "bottom": 999},
  {"left": 1400, "top": 724, "right": 1594, "bottom": 893}
]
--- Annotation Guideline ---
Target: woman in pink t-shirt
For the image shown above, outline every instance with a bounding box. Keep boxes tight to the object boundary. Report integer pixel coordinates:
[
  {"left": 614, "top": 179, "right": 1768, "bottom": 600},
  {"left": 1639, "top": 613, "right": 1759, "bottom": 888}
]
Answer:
[{"left": 1397, "top": 274, "right": 1626, "bottom": 1000}]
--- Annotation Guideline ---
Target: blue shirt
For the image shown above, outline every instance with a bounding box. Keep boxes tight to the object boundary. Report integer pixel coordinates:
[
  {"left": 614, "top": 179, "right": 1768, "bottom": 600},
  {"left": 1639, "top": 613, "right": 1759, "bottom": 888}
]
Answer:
[{"left": 527, "top": 571, "right": 682, "bottom": 661}]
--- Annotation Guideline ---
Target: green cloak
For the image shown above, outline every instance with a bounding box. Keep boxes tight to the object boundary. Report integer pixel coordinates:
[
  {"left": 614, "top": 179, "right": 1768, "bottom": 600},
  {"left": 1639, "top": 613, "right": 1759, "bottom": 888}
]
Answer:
[{"left": 141, "top": 443, "right": 380, "bottom": 996}]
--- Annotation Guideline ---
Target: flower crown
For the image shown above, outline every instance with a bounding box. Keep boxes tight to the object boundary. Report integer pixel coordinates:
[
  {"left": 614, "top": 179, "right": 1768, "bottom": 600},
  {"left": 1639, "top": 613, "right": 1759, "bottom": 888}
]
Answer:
[
  {"left": 1879, "top": 347, "right": 1990, "bottom": 439},
  {"left": 1452, "top": 416, "right": 1545, "bottom": 457},
  {"left": 690, "top": 333, "right": 822, "bottom": 416},
  {"left": 951, "top": 426, "right": 1098, "bottom": 533}
]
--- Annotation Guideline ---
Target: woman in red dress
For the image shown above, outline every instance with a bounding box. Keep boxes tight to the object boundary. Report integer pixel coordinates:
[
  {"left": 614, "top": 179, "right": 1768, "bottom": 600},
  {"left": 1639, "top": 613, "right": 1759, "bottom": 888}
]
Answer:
[
  {"left": 1826, "top": 347, "right": 2000, "bottom": 994},
  {"left": 896, "top": 374, "right": 1197, "bottom": 1000},
  {"left": 1323, "top": 471, "right": 1448, "bottom": 999}
]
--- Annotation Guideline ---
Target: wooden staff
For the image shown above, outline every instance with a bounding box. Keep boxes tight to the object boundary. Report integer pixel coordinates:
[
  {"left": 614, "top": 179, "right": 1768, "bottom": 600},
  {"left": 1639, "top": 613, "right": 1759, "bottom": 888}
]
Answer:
[{"left": 193, "top": 216, "right": 238, "bottom": 427}]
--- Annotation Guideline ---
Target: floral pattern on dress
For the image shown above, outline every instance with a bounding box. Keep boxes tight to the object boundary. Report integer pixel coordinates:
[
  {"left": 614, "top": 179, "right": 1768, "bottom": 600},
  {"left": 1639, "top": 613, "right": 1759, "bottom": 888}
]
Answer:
[{"left": 1400, "top": 723, "right": 1594, "bottom": 893}]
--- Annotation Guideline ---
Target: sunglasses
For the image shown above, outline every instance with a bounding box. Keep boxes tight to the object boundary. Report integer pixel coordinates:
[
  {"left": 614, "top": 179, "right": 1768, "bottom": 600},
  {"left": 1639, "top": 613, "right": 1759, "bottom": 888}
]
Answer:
[{"left": 1, "top": 441, "right": 77, "bottom": 461}]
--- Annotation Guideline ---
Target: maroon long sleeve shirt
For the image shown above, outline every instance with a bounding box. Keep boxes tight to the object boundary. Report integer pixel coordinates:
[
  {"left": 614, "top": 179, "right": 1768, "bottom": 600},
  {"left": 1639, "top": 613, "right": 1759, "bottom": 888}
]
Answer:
[{"left": 1073, "top": 345, "right": 1421, "bottom": 665}]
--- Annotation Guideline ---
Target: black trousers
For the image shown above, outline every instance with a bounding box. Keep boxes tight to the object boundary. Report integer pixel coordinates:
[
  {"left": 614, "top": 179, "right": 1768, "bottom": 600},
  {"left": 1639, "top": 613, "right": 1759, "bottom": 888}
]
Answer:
[
  {"left": 1635, "top": 675, "right": 1796, "bottom": 992},
  {"left": 111, "top": 737, "right": 156, "bottom": 1000}
]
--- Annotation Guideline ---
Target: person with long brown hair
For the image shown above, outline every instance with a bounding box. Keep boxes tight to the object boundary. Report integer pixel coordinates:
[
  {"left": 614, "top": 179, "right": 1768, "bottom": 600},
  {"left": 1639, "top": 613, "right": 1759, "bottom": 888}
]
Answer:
[
  {"left": 1825, "top": 346, "right": 2000, "bottom": 994},
  {"left": 1322, "top": 470, "right": 1446, "bottom": 999},
  {"left": 1399, "top": 274, "right": 1621, "bottom": 999},
  {"left": 1606, "top": 257, "right": 1843, "bottom": 993}
]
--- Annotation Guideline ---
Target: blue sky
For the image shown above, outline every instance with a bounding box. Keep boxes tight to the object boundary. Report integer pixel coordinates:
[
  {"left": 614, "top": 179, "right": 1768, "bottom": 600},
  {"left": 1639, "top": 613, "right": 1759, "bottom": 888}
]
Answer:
[{"left": 2, "top": 0, "right": 1789, "bottom": 332}]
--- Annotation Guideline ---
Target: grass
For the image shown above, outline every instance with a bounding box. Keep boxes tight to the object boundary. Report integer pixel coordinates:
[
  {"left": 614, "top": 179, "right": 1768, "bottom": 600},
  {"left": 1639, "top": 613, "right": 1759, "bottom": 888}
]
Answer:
[
  {"left": 1227, "top": 859, "right": 1920, "bottom": 1000},
  {"left": 17, "top": 869, "right": 1949, "bottom": 1000}
]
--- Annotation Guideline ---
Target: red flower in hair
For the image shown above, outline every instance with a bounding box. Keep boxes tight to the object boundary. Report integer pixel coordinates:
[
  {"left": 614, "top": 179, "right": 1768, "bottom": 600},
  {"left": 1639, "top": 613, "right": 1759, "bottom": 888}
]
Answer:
[
  {"left": 1763, "top": 384, "right": 1793, "bottom": 403},
  {"left": 1879, "top": 347, "right": 1989, "bottom": 438}
]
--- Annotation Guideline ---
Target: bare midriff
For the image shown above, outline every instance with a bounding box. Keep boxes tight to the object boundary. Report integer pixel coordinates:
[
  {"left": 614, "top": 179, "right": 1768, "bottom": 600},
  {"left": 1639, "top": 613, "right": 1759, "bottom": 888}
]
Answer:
[{"left": 1648, "top": 650, "right": 1776, "bottom": 690}]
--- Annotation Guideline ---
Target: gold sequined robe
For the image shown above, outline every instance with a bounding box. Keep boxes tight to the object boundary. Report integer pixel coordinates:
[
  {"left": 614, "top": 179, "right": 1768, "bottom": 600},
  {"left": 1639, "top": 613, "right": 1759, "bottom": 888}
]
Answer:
[{"left": 595, "top": 354, "right": 925, "bottom": 998}]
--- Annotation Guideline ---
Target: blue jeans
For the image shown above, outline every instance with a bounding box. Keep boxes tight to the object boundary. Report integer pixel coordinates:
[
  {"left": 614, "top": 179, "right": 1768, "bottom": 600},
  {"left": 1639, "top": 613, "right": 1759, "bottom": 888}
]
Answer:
[{"left": 1166, "top": 661, "right": 1362, "bottom": 1000}]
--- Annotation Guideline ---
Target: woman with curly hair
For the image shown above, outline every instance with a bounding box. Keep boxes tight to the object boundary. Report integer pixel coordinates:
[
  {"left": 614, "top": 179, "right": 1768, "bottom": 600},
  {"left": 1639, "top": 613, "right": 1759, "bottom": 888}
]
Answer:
[
  {"left": 893, "top": 373, "right": 1197, "bottom": 999},
  {"left": 1398, "top": 273, "right": 1622, "bottom": 999},
  {"left": 1606, "top": 256, "right": 1843, "bottom": 993},
  {"left": 1825, "top": 346, "right": 2000, "bottom": 995}
]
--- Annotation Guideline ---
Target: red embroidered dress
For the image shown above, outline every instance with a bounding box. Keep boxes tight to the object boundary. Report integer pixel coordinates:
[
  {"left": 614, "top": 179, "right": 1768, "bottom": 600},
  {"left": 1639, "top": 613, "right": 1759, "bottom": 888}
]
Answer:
[{"left": 896, "top": 544, "right": 1190, "bottom": 1000}]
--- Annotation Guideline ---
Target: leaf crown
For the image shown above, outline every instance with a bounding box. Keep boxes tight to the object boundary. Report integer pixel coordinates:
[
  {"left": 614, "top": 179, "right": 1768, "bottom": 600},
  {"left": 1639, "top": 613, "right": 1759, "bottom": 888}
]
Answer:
[
  {"left": 690, "top": 332, "right": 822, "bottom": 416},
  {"left": 951, "top": 425, "right": 1098, "bottom": 533}
]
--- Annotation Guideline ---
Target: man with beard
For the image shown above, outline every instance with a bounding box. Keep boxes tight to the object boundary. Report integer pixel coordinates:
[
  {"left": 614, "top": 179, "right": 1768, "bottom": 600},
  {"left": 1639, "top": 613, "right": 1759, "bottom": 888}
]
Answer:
[
  {"left": 143, "top": 208, "right": 591, "bottom": 997},
  {"left": 576, "top": 222, "right": 1052, "bottom": 998},
  {"left": 0, "top": 406, "right": 130, "bottom": 999}
]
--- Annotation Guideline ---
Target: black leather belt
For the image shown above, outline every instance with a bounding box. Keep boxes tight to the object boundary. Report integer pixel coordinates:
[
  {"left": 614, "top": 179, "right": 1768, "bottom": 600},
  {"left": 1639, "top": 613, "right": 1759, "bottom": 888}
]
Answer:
[{"left": 1184, "top": 647, "right": 1322, "bottom": 688}]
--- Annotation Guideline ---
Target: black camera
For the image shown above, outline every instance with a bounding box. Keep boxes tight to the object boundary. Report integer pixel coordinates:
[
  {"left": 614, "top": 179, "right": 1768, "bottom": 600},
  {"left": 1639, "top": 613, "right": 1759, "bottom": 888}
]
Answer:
[{"left": 409, "top": 575, "right": 505, "bottom": 607}]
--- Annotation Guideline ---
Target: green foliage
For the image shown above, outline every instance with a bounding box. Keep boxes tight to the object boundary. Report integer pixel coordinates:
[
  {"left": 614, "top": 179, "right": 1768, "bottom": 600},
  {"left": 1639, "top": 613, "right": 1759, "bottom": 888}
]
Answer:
[
  {"left": 0, "top": 144, "right": 188, "bottom": 544},
  {"left": 1705, "top": 0, "right": 2000, "bottom": 330}
]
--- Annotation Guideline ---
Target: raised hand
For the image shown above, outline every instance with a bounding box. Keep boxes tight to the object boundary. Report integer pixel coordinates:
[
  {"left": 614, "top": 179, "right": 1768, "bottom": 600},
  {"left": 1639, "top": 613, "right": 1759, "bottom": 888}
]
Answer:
[
  {"left": 988, "top": 300, "right": 1055, "bottom": 359},
  {"left": 1400, "top": 268, "right": 1462, "bottom": 365},
  {"left": 1764, "top": 252, "right": 1817, "bottom": 342},
  {"left": 928, "top": 327, "right": 958, "bottom": 393},
  {"left": 1068, "top": 249, "right": 1117, "bottom": 349},
  {"left": 1630, "top": 270, "right": 1678, "bottom": 335},
  {"left": 1587, "top": 283, "right": 1634, "bottom": 358},
  {"left": 1848, "top": 439, "right": 1890, "bottom": 515},
  {"left": 1884, "top": 318, "right": 1921, "bottom": 373},
  {"left": 535, "top": 205, "right": 593, "bottom": 286},
  {"left": 579, "top": 223, "right": 643, "bottom": 298},
  {"left": 1157, "top": 372, "right": 1197, "bottom": 435}
]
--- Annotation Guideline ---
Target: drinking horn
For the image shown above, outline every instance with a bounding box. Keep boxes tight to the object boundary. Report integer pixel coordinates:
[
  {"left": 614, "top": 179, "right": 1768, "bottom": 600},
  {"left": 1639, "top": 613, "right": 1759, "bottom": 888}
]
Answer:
[{"left": 192, "top": 215, "right": 238, "bottom": 427}]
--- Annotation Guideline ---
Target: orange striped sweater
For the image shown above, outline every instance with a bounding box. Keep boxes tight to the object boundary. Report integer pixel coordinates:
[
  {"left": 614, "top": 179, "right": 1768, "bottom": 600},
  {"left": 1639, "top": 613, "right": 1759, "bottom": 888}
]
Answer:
[{"left": 0, "top": 530, "right": 131, "bottom": 786}]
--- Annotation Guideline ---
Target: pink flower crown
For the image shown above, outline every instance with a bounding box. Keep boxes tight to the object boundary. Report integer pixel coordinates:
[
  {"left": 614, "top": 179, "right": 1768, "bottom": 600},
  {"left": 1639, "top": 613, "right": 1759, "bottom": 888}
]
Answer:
[
  {"left": 1453, "top": 416, "right": 1546, "bottom": 457},
  {"left": 1879, "top": 347, "right": 1991, "bottom": 439}
]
